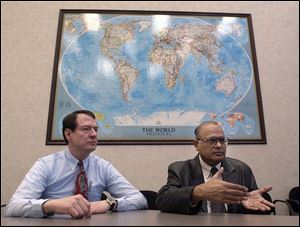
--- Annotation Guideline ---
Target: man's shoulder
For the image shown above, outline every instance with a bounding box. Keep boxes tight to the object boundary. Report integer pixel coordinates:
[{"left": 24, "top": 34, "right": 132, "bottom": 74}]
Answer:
[
  {"left": 88, "top": 153, "right": 111, "bottom": 166},
  {"left": 224, "top": 157, "right": 252, "bottom": 169},
  {"left": 169, "top": 157, "right": 196, "bottom": 171},
  {"left": 34, "top": 151, "right": 65, "bottom": 166},
  {"left": 39, "top": 150, "right": 64, "bottom": 160}
]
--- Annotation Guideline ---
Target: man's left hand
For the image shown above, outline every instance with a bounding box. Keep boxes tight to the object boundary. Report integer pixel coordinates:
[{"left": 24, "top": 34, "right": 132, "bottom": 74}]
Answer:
[{"left": 242, "top": 186, "right": 275, "bottom": 211}]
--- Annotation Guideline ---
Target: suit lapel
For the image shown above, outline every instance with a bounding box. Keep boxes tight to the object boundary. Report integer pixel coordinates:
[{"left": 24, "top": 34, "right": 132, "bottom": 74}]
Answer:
[
  {"left": 221, "top": 159, "right": 236, "bottom": 183},
  {"left": 190, "top": 154, "right": 207, "bottom": 212}
]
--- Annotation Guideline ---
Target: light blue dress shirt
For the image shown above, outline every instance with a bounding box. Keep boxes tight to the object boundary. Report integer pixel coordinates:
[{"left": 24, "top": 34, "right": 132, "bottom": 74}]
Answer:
[{"left": 6, "top": 150, "right": 147, "bottom": 217}]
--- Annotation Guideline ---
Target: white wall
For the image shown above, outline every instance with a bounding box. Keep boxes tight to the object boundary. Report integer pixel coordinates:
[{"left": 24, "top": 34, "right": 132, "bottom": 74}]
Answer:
[{"left": 1, "top": 1, "right": 299, "bottom": 213}]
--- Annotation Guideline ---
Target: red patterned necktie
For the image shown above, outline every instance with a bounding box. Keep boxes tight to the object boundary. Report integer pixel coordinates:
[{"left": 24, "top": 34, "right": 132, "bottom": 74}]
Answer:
[{"left": 74, "top": 160, "right": 88, "bottom": 200}]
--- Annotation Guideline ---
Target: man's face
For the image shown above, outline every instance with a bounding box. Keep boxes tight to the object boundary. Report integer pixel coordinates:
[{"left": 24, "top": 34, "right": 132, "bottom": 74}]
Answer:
[
  {"left": 194, "top": 123, "right": 227, "bottom": 166},
  {"left": 66, "top": 113, "right": 98, "bottom": 153}
]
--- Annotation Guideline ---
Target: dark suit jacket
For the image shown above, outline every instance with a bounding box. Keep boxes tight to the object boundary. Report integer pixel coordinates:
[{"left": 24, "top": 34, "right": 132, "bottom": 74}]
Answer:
[{"left": 156, "top": 154, "right": 266, "bottom": 214}]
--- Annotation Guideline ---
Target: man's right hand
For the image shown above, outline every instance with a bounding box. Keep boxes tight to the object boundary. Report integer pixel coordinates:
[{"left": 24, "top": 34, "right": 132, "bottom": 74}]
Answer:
[
  {"left": 192, "top": 167, "right": 250, "bottom": 204},
  {"left": 42, "top": 194, "right": 91, "bottom": 219}
]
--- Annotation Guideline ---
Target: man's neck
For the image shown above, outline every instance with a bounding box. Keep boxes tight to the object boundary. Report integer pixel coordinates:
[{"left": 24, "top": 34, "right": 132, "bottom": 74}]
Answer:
[{"left": 68, "top": 145, "right": 90, "bottom": 161}]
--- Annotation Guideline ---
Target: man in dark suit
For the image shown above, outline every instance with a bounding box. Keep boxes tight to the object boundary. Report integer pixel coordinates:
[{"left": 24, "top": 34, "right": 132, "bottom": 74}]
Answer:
[{"left": 156, "top": 121, "right": 275, "bottom": 214}]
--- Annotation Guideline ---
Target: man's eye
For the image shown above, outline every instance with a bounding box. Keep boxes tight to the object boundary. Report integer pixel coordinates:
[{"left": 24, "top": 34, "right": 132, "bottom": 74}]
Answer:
[{"left": 208, "top": 138, "right": 217, "bottom": 143}]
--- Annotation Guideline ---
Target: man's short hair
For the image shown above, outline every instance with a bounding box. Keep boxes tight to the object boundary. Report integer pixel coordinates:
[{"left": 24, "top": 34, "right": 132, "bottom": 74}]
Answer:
[
  {"left": 62, "top": 110, "right": 96, "bottom": 144},
  {"left": 194, "top": 121, "right": 220, "bottom": 140}
]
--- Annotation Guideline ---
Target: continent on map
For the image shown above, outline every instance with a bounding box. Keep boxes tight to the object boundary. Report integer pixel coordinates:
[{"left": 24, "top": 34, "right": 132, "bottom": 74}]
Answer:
[
  {"left": 100, "top": 22, "right": 135, "bottom": 59},
  {"left": 149, "top": 24, "right": 223, "bottom": 89},
  {"left": 100, "top": 22, "right": 139, "bottom": 101},
  {"left": 216, "top": 70, "right": 237, "bottom": 96},
  {"left": 115, "top": 60, "right": 139, "bottom": 101}
]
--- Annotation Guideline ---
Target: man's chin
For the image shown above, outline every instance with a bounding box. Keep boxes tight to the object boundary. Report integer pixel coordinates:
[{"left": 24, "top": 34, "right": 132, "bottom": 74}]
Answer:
[
  {"left": 86, "top": 144, "right": 97, "bottom": 152},
  {"left": 213, "top": 154, "right": 225, "bottom": 162}
]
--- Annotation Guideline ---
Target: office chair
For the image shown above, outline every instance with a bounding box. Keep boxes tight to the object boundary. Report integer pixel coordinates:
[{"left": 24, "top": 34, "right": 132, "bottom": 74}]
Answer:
[
  {"left": 273, "top": 186, "right": 299, "bottom": 216},
  {"left": 140, "top": 190, "right": 158, "bottom": 210}
]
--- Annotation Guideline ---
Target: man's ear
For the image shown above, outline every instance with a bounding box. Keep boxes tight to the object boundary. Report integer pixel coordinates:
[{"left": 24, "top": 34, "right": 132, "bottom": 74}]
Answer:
[
  {"left": 64, "top": 128, "right": 72, "bottom": 143},
  {"left": 193, "top": 140, "right": 199, "bottom": 150}
]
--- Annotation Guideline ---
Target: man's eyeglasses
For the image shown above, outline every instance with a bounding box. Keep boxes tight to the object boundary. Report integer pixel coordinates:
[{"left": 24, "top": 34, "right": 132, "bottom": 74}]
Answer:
[
  {"left": 78, "top": 127, "right": 98, "bottom": 134},
  {"left": 197, "top": 137, "right": 229, "bottom": 147}
]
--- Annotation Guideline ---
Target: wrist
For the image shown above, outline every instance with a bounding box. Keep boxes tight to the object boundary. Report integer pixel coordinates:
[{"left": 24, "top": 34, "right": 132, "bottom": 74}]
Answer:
[
  {"left": 42, "top": 200, "right": 55, "bottom": 216},
  {"left": 192, "top": 184, "right": 206, "bottom": 202},
  {"left": 106, "top": 197, "right": 118, "bottom": 211}
]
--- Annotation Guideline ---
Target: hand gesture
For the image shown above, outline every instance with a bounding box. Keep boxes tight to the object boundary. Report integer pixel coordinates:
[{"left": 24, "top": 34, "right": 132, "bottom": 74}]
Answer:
[
  {"left": 242, "top": 186, "right": 275, "bottom": 211},
  {"left": 193, "top": 167, "right": 249, "bottom": 204},
  {"left": 42, "top": 194, "right": 91, "bottom": 219}
]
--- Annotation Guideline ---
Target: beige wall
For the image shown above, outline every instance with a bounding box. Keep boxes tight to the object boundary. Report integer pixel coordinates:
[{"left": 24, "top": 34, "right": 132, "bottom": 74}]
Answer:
[{"left": 1, "top": 1, "right": 299, "bottom": 212}]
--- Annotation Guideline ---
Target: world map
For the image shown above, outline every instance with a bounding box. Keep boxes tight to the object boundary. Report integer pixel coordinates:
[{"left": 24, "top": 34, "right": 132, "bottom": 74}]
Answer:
[{"left": 54, "top": 13, "right": 262, "bottom": 141}]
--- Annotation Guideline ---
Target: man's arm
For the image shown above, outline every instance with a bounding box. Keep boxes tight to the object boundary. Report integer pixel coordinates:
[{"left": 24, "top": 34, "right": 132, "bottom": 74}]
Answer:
[
  {"left": 103, "top": 163, "right": 147, "bottom": 211},
  {"left": 156, "top": 163, "right": 204, "bottom": 214},
  {"left": 5, "top": 160, "right": 49, "bottom": 217}
]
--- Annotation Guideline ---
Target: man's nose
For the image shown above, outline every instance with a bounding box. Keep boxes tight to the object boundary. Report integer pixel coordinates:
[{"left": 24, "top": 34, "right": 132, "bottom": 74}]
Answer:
[
  {"left": 89, "top": 128, "right": 97, "bottom": 136},
  {"left": 215, "top": 140, "right": 222, "bottom": 147}
]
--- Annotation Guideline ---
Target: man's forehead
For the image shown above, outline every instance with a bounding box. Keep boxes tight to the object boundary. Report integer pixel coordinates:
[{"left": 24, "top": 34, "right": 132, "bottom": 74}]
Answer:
[
  {"left": 201, "top": 124, "right": 224, "bottom": 135},
  {"left": 76, "top": 114, "right": 97, "bottom": 123}
]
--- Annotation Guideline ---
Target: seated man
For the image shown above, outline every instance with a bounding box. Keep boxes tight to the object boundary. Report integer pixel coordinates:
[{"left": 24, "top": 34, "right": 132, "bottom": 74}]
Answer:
[
  {"left": 6, "top": 110, "right": 147, "bottom": 218},
  {"left": 156, "top": 121, "right": 275, "bottom": 214}
]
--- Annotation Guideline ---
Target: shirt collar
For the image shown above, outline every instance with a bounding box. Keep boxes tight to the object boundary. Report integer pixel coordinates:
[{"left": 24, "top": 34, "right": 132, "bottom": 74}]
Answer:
[
  {"left": 198, "top": 155, "right": 221, "bottom": 177},
  {"left": 65, "top": 149, "right": 89, "bottom": 170}
]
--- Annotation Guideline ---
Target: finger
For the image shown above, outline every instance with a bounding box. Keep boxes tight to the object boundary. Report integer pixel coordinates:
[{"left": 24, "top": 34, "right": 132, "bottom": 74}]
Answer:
[
  {"left": 222, "top": 195, "right": 248, "bottom": 203},
  {"left": 70, "top": 207, "right": 80, "bottom": 218},
  {"left": 257, "top": 185, "right": 273, "bottom": 194},
  {"left": 257, "top": 203, "right": 270, "bottom": 211},
  {"left": 73, "top": 203, "right": 86, "bottom": 218},
  {"left": 78, "top": 201, "right": 91, "bottom": 218},
  {"left": 212, "top": 167, "right": 224, "bottom": 179},
  {"left": 78, "top": 198, "right": 90, "bottom": 214},
  {"left": 223, "top": 181, "right": 249, "bottom": 192},
  {"left": 262, "top": 199, "right": 275, "bottom": 208},
  {"left": 246, "top": 203, "right": 260, "bottom": 210},
  {"left": 225, "top": 188, "right": 250, "bottom": 198}
]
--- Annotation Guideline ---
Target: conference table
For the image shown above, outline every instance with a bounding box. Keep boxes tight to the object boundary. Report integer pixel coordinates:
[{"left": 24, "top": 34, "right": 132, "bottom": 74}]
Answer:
[{"left": 1, "top": 210, "right": 299, "bottom": 226}]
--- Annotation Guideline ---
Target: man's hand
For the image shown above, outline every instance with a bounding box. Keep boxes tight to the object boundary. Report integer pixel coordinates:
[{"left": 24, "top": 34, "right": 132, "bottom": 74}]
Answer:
[
  {"left": 90, "top": 200, "right": 111, "bottom": 214},
  {"left": 42, "top": 194, "right": 91, "bottom": 219},
  {"left": 192, "top": 167, "right": 249, "bottom": 204},
  {"left": 242, "top": 186, "right": 275, "bottom": 211}
]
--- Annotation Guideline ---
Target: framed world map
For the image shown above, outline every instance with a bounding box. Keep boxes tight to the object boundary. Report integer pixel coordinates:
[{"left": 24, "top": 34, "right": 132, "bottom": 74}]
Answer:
[{"left": 46, "top": 9, "right": 266, "bottom": 145}]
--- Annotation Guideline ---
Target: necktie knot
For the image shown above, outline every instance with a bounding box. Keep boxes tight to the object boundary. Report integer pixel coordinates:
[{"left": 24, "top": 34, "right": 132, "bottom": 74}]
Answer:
[
  {"left": 210, "top": 167, "right": 218, "bottom": 177},
  {"left": 78, "top": 160, "right": 84, "bottom": 169}
]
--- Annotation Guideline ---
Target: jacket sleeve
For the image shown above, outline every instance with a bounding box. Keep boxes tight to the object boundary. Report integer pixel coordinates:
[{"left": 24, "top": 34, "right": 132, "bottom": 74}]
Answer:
[{"left": 156, "top": 163, "right": 202, "bottom": 214}]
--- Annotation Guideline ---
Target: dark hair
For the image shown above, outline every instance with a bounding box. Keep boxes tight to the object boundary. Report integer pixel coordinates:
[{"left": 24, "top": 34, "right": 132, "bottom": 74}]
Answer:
[
  {"left": 62, "top": 110, "right": 96, "bottom": 144},
  {"left": 194, "top": 121, "right": 220, "bottom": 140}
]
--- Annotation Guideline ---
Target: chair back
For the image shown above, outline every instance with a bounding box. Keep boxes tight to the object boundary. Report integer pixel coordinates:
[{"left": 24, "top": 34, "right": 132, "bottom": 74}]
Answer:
[
  {"left": 288, "top": 186, "right": 299, "bottom": 215},
  {"left": 273, "top": 186, "right": 299, "bottom": 216},
  {"left": 140, "top": 190, "right": 158, "bottom": 210},
  {"left": 289, "top": 186, "right": 299, "bottom": 201}
]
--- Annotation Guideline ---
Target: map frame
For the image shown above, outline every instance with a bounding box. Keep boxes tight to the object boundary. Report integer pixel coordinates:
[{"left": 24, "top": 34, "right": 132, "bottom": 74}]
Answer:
[{"left": 46, "top": 9, "right": 266, "bottom": 145}]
